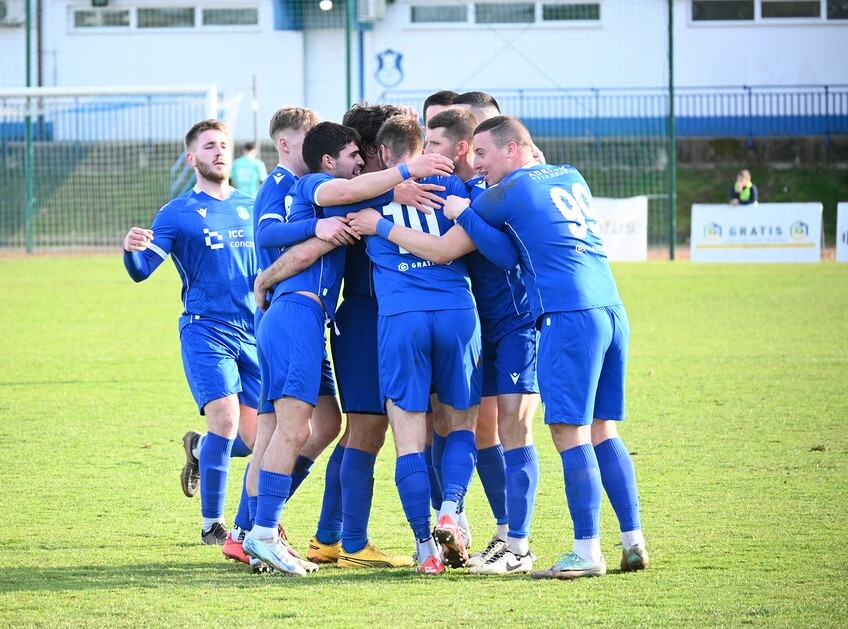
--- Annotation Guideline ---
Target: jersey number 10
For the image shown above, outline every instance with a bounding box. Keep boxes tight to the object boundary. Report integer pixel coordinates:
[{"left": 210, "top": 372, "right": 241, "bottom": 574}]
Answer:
[{"left": 382, "top": 202, "right": 443, "bottom": 255}]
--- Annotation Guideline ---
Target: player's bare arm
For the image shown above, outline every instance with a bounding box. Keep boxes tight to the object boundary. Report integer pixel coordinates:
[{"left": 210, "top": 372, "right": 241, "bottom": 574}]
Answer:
[
  {"left": 315, "top": 153, "right": 453, "bottom": 207},
  {"left": 347, "top": 209, "right": 476, "bottom": 265},
  {"left": 253, "top": 237, "right": 337, "bottom": 311}
]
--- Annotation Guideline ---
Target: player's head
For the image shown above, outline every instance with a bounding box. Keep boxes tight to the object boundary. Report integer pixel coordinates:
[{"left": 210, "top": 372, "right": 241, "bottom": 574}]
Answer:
[
  {"left": 452, "top": 91, "right": 501, "bottom": 123},
  {"left": 342, "top": 102, "right": 404, "bottom": 173},
  {"left": 422, "top": 90, "right": 459, "bottom": 127},
  {"left": 375, "top": 115, "right": 424, "bottom": 169},
  {"left": 184, "top": 119, "right": 232, "bottom": 184},
  {"left": 472, "top": 115, "right": 533, "bottom": 186},
  {"left": 737, "top": 169, "right": 752, "bottom": 183},
  {"left": 269, "top": 106, "right": 320, "bottom": 176},
  {"left": 425, "top": 107, "right": 477, "bottom": 163},
  {"left": 242, "top": 142, "right": 257, "bottom": 155},
  {"left": 302, "top": 121, "right": 364, "bottom": 179}
]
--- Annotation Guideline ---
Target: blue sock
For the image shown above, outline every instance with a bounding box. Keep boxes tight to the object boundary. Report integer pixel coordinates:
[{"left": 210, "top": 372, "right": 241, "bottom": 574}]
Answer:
[
  {"left": 233, "top": 463, "right": 252, "bottom": 532},
  {"left": 441, "top": 430, "right": 477, "bottom": 504},
  {"left": 230, "top": 434, "right": 252, "bottom": 458},
  {"left": 560, "top": 444, "right": 602, "bottom": 540},
  {"left": 199, "top": 432, "right": 234, "bottom": 519},
  {"left": 341, "top": 448, "right": 377, "bottom": 553},
  {"left": 504, "top": 445, "right": 539, "bottom": 539},
  {"left": 248, "top": 496, "right": 258, "bottom": 529},
  {"left": 424, "top": 445, "right": 442, "bottom": 511},
  {"left": 289, "top": 455, "right": 314, "bottom": 497},
  {"left": 395, "top": 452, "right": 432, "bottom": 541},
  {"left": 431, "top": 432, "right": 447, "bottom": 505},
  {"left": 477, "top": 444, "right": 508, "bottom": 525},
  {"left": 255, "top": 470, "right": 291, "bottom": 529},
  {"left": 595, "top": 437, "right": 642, "bottom": 532},
  {"left": 315, "top": 444, "right": 345, "bottom": 545}
]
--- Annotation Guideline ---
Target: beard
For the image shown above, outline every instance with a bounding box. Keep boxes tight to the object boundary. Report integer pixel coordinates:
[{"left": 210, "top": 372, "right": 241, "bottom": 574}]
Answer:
[{"left": 195, "top": 158, "right": 228, "bottom": 184}]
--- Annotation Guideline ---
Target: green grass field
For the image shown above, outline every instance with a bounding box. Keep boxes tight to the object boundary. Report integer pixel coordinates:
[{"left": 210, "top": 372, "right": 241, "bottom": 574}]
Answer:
[{"left": 1, "top": 257, "right": 846, "bottom": 627}]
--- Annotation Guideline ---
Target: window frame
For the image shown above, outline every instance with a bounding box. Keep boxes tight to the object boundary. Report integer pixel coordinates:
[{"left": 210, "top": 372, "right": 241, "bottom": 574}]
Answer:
[{"left": 690, "top": 0, "right": 847, "bottom": 24}]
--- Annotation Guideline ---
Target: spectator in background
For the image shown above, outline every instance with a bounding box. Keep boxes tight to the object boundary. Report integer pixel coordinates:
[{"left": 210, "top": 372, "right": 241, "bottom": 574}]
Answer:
[
  {"left": 729, "top": 169, "right": 758, "bottom": 206},
  {"left": 231, "top": 142, "right": 268, "bottom": 197}
]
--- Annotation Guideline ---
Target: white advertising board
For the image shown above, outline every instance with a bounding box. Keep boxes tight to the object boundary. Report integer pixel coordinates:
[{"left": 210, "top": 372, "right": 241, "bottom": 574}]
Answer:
[
  {"left": 593, "top": 196, "right": 648, "bottom": 262},
  {"left": 837, "top": 203, "right": 848, "bottom": 262},
  {"left": 690, "top": 203, "right": 822, "bottom": 263}
]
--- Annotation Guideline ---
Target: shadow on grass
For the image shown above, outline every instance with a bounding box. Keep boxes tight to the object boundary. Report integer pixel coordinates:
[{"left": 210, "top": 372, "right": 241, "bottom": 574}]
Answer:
[
  {"left": 0, "top": 562, "right": 455, "bottom": 593},
  {"left": 0, "top": 560, "right": 643, "bottom": 593}
]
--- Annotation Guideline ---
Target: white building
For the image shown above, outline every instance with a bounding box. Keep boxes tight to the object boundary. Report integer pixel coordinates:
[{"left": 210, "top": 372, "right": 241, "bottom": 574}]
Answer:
[{"left": 0, "top": 0, "right": 846, "bottom": 140}]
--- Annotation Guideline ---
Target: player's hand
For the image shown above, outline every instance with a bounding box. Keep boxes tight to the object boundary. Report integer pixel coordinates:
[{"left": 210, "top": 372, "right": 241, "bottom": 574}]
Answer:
[
  {"left": 123, "top": 227, "right": 153, "bottom": 252},
  {"left": 443, "top": 195, "right": 470, "bottom": 221},
  {"left": 315, "top": 217, "right": 359, "bottom": 246},
  {"left": 393, "top": 180, "right": 445, "bottom": 214},
  {"left": 346, "top": 209, "right": 382, "bottom": 236},
  {"left": 253, "top": 273, "right": 273, "bottom": 312},
  {"left": 531, "top": 143, "right": 546, "bottom": 164},
  {"left": 397, "top": 105, "right": 420, "bottom": 120},
  {"left": 407, "top": 153, "right": 453, "bottom": 179}
]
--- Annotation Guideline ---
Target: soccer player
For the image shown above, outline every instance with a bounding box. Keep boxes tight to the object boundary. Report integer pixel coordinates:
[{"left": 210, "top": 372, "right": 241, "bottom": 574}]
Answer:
[
  {"left": 422, "top": 90, "right": 459, "bottom": 126},
  {"left": 123, "top": 119, "right": 259, "bottom": 546},
  {"left": 225, "top": 105, "right": 347, "bottom": 572},
  {"left": 252, "top": 105, "right": 449, "bottom": 569},
  {"left": 242, "top": 122, "right": 452, "bottom": 575},
  {"left": 443, "top": 115, "right": 649, "bottom": 579},
  {"left": 350, "top": 115, "right": 481, "bottom": 574},
  {"left": 230, "top": 142, "right": 268, "bottom": 197},
  {"left": 348, "top": 106, "right": 542, "bottom": 575}
]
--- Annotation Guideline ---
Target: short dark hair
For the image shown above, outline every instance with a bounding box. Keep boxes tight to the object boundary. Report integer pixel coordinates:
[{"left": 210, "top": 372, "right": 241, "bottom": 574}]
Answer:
[
  {"left": 376, "top": 115, "right": 424, "bottom": 162},
  {"left": 452, "top": 91, "right": 500, "bottom": 112},
  {"left": 422, "top": 90, "right": 459, "bottom": 122},
  {"left": 427, "top": 108, "right": 478, "bottom": 144},
  {"left": 242, "top": 142, "right": 256, "bottom": 152},
  {"left": 474, "top": 115, "right": 532, "bottom": 150},
  {"left": 184, "top": 119, "right": 229, "bottom": 151},
  {"left": 302, "top": 122, "right": 362, "bottom": 174},
  {"left": 342, "top": 102, "right": 404, "bottom": 153}
]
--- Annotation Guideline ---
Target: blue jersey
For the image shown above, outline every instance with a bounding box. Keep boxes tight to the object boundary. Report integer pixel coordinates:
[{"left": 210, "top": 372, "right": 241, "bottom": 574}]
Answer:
[
  {"left": 124, "top": 186, "right": 257, "bottom": 332},
  {"left": 458, "top": 164, "right": 622, "bottom": 320},
  {"left": 364, "top": 174, "right": 474, "bottom": 316},
  {"left": 342, "top": 240, "right": 377, "bottom": 300},
  {"left": 463, "top": 176, "right": 533, "bottom": 343},
  {"left": 271, "top": 173, "right": 391, "bottom": 317},
  {"left": 253, "top": 164, "right": 300, "bottom": 272}
]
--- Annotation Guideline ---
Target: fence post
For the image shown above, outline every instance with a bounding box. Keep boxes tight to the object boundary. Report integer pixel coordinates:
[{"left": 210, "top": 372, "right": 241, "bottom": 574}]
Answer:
[{"left": 667, "top": 0, "right": 676, "bottom": 260}]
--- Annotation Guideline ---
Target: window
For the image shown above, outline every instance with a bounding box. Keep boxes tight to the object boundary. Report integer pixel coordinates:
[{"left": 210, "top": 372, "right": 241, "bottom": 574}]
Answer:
[
  {"left": 475, "top": 3, "right": 535, "bottom": 23},
  {"left": 203, "top": 8, "right": 259, "bottom": 26},
  {"left": 137, "top": 8, "right": 195, "bottom": 28},
  {"left": 542, "top": 3, "right": 600, "bottom": 21},
  {"left": 692, "top": 1, "right": 754, "bottom": 20},
  {"left": 411, "top": 5, "right": 468, "bottom": 22},
  {"left": 692, "top": 0, "right": 846, "bottom": 21},
  {"left": 827, "top": 0, "right": 848, "bottom": 17},
  {"left": 74, "top": 9, "right": 130, "bottom": 28},
  {"left": 761, "top": 1, "right": 821, "bottom": 17}
]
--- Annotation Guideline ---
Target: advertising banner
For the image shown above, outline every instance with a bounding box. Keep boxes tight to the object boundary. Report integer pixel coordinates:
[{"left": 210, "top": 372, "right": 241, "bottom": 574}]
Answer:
[
  {"left": 690, "top": 203, "right": 822, "bottom": 263},
  {"left": 594, "top": 196, "right": 648, "bottom": 262},
  {"left": 837, "top": 203, "right": 848, "bottom": 262}
]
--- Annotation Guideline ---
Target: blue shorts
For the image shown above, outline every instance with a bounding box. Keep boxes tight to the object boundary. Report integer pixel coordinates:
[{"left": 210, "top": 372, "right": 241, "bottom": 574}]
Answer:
[
  {"left": 330, "top": 296, "right": 385, "bottom": 415},
  {"left": 378, "top": 308, "right": 482, "bottom": 412},
  {"left": 537, "top": 305, "right": 629, "bottom": 425},
  {"left": 255, "top": 307, "right": 335, "bottom": 414},
  {"left": 481, "top": 326, "right": 539, "bottom": 397},
  {"left": 179, "top": 318, "right": 260, "bottom": 414},
  {"left": 256, "top": 293, "right": 330, "bottom": 408}
]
